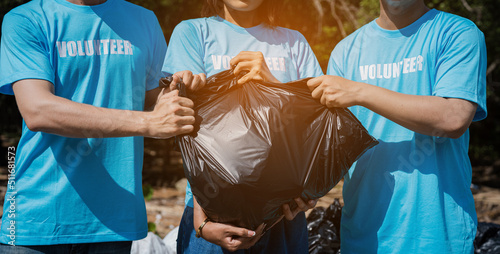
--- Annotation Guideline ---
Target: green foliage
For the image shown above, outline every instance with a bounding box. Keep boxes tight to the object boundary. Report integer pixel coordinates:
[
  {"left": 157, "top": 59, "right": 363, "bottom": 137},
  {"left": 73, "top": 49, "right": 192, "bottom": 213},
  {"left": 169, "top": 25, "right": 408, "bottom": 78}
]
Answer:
[
  {"left": 147, "top": 222, "right": 157, "bottom": 232},
  {"left": 143, "top": 183, "right": 154, "bottom": 201}
]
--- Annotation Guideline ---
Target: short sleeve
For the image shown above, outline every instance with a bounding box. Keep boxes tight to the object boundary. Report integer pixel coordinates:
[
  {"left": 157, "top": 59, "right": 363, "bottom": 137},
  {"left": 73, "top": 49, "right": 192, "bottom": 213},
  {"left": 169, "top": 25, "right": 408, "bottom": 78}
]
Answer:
[
  {"left": 326, "top": 43, "right": 345, "bottom": 77},
  {"left": 295, "top": 33, "right": 323, "bottom": 78},
  {"left": 146, "top": 14, "right": 168, "bottom": 91},
  {"left": 0, "top": 12, "right": 54, "bottom": 95},
  {"left": 162, "top": 21, "right": 205, "bottom": 76},
  {"left": 433, "top": 26, "right": 487, "bottom": 121}
]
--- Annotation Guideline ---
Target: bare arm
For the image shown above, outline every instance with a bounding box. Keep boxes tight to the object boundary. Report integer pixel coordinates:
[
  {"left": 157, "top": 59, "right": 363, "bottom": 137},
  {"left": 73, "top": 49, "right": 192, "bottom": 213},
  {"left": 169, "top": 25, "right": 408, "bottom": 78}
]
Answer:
[
  {"left": 12, "top": 79, "right": 195, "bottom": 139},
  {"left": 307, "top": 75, "right": 477, "bottom": 138}
]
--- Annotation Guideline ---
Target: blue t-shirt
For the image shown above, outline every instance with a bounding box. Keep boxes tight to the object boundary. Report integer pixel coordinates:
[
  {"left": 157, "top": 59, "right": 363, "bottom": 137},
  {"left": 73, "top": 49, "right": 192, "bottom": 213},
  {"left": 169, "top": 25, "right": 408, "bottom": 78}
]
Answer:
[
  {"left": 327, "top": 9, "right": 487, "bottom": 253},
  {"left": 163, "top": 16, "right": 323, "bottom": 207},
  {"left": 0, "top": 0, "right": 167, "bottom": 245}
]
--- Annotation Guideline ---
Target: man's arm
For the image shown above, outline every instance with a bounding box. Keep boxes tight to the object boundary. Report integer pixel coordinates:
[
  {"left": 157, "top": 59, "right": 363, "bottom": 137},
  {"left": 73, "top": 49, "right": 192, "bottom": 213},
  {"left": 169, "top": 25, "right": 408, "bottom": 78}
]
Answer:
[
  {"left": 307, "top": 75, "right": 477, "bottom": 139},
  {"left": 13, "top": 79, "right": 195, "bottom": 139}
]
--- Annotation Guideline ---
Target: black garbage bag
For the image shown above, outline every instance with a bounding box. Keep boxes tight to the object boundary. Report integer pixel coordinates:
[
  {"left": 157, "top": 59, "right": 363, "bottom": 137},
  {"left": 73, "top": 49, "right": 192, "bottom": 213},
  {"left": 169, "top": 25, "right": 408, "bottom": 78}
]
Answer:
[
  {"left": 307, "top": 199, "right": 343, "bottom": 254},
  {"left": 475, "top": 222, "right": 500, "bottom": 253},
  {"left": 162, "top": 69, "right": 377, "bottom": 231}
]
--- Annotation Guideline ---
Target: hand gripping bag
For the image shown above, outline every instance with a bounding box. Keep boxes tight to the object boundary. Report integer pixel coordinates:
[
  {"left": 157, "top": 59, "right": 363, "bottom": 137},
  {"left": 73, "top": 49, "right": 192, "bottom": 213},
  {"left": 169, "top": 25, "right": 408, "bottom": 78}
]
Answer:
[{"left": 161, "top": 70, "right": 377, "bottom": 231}]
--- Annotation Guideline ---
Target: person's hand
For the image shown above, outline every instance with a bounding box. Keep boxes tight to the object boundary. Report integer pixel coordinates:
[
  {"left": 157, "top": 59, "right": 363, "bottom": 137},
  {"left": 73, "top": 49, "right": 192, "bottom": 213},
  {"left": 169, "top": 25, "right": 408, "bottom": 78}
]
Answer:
[
  {"left": 307, "top": 75, "right": 365, "bottom": 108},
  {"left": 146, "top": 89, "right": 195, "bottom": 138},
  {"left": 200, "top": 221, "right": 265, "bottom": 251},
  {"left": 171, "top": 70, "right": 207, "bottom": 92},
  {"left": 230, "top": 51, "right": 280, "bottom": 85},
  {"left": 282, "top": 197, "right": 317, "bottom": 221}
]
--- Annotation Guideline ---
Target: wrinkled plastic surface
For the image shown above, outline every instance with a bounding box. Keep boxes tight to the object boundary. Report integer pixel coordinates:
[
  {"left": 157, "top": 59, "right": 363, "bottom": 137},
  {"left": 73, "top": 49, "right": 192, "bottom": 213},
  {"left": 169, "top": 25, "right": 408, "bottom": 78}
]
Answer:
[
  {"left": 475, "top": 222, "right": 500, "bottom": 253},
  {"left": 162, "top": 69, "right": 377, "bottom": 231},
  {"left": 307, "top": 199, "right": 342, "bottom": 254}
]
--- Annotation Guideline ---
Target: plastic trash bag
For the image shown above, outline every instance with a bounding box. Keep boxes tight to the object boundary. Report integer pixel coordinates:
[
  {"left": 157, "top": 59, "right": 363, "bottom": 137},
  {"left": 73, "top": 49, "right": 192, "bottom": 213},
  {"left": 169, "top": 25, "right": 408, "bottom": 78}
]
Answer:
[
  {"left": 475, "top": 222, "right": 500, "bottom": 253},
  {"left": 307, "top": 199, "right": 342, "bottom": 254},
  {"left": 161, "top": 69, "right": 377, "bottom": 231}
]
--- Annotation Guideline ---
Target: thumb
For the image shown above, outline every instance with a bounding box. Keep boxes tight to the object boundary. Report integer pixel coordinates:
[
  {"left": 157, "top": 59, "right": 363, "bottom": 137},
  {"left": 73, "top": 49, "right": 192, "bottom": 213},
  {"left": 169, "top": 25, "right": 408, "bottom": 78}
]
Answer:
[{"left": 227, "top": 226, "right": 256, "bottom": 238}]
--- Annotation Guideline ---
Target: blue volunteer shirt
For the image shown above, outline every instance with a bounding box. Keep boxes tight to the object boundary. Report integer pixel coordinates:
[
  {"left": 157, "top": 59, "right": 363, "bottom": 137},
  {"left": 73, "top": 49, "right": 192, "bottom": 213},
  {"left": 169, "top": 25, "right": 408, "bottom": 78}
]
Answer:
[
  {"left": 163, "top": 16, "right": 323, "bottom": 208},
  {"left": 0, "top": 0, "right": 167, "bottom": 245},
  {"left": 327, "top": 9, "right": 487, "bottom": 253}
]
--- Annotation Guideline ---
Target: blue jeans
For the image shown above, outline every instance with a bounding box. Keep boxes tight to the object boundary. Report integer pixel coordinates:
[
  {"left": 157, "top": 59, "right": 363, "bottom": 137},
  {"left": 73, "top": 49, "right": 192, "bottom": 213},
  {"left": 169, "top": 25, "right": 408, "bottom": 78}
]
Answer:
[
  {"left": 0, "top": 241, "right": 132, "bottom": 254},
  {"left": 177, "top": 206, "right": 308, "bottom": 254}
]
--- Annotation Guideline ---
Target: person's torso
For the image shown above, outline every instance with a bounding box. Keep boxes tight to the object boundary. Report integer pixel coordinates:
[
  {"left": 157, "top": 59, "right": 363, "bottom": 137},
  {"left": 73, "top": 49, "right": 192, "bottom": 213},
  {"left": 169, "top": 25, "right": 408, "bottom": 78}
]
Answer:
[{"left": 329, "top": 9, "right": 479, "bottom": 253}]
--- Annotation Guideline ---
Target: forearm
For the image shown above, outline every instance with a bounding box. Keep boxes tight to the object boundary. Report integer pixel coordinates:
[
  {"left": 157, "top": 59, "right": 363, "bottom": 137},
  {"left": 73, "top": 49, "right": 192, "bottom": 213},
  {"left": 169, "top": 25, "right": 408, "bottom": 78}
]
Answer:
[
  {"left": 192, "top": 196, "right": 206, "bottom": 229},
  {"left": 357, "top": 82, "right": 476, "bottom": 138},
  {"left": 13, "top": 79, "right": 194, "bottom": 139},
  {"left": 22, "top": 95, "right": 151, "bottom": 138}
]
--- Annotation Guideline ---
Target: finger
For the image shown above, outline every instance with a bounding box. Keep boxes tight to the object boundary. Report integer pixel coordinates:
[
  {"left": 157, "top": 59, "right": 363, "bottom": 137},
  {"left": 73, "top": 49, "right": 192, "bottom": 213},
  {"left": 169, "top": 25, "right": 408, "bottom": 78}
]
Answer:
[
  {"left": 294, "top": 197, "right": 309, "bottom": 212},
  {"left": 174, "top": 107, "right": 195, "bottom": 117},
  {"left": 307, "top": 76, "right": 324, "bottom": 91},
  {"left": 320, "top": 93, "right": 331, "bottom": 107},
  {"left": 226, "top": 226, "right": 256, "bottom": 238},
  {"left": 238, "top": 69, "right": 263, "bottom": 85},
  {"left": 308, "top": 199, "right": 318, "bottom": 209},
  {"left": 233, "top": 61, "right": 253, "bottom": 76},
  {"left": 187, "top": 75, "right": 200, "bottom": 91},
  {"left": 177, "top": 97, "right": 194, "bottom": 108},
  {"left": 310, "top": 85, "right": 324, "bottom": 100},
  {"left": 175, "top": 115, "right": 196, "bottom": 125},
  {"left": 160, "top": 89, "right": 179, "bottom": 100},
  {"left": 242, "top": 224, "right": 266, "bottom": 249},
  {"left": 156, "top": 88, "right": 166, "bottom": 102},
  {"left": 170, "top": 74, "right": 185, "bottom": 91},
  {"left": 190, "top": 73, "right": 207, "bottom": 91},
  {"left": 230, "top": 51, "right": 260, "bottom": 67},
  {"left": 176, "top": 124, "right": 194, "bottom": 135},
  {"left": 282, "top": 203, "right": 295, "bottom": 221},
  {"left": 179, "top": 71, "right": 194, "bottom": 88}
]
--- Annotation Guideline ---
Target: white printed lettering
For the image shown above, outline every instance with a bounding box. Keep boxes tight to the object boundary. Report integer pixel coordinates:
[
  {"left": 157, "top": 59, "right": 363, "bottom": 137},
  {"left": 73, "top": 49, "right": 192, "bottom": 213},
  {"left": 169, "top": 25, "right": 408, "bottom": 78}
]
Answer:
[
  {"left": 101, "top": 39, "right": 110, "bottom": 55},
  {"left": 67, "top": 41, "right": 77, "bottom": 57},
  {"left": 222, "top": 55, "right": 231, "bottom": 69},
  {"left": 360, "top": 65, "right": 369, "bottom": 81},
  {"left": 383, "top": 63, "right": 392, "bottom": 79},
  {"left": 77, "top": 41, "right": 85, "bottom": 56},
  {"left": 279, "top": 57, "right": 286, "bottom": 71},
  {"left": 116, "top": 40, "right": 124, "bottom": 54},
  {"left": 56, "top": 41, "right": 67, "bottom": 57},
  {"left": 84, "top": 40, "right": 94, "bottom": 56},
  {"left": 376, "top": 64, "right": 383, "bottom": 79},
  {"left": 124, "top": 40, "right": 133, "bottom": 55},
  {"left": 368, "top": 64, "right": 376, "bottom": 80},
  {"left": 265, "top": 57, "right": 272, "bottom": 70},
  {"left": 272, "top": 57, "right": 280, "bottom": 71},
  {"left": 403, "top": 58, "right": 410, "bottom": 74},
  {"left": 417, "top": 55, "right": 423, "bottom": 71},
  {"left": 110, "top": 39, "right": 117, "bottom": 54},
  {"left": 409, "top": 57, "right": 417, "bottom": 72},
  {"left": 212, "top": 55, "right": 222, "bottom": 70}
]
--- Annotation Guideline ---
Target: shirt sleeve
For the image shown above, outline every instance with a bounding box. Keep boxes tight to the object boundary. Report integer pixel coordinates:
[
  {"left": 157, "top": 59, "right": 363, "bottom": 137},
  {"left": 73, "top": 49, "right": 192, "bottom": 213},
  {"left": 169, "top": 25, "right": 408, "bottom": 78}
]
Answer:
[
  {"left": 145, "top": 13, "right": 168, "bottom": 91},
  {"left": 0, "top": 12, "right": 54, "bottom": 95},
  {"left": 433, "top": 25, "right": 487, "bottom": 121},
  {"left": 162, "top": 20, "right": 205, "bottom": 76},
  {"left": 295, "top": 33, "right": 324, "bottom": 78},
  {"left": 326, "top": 42, "right": 345, "bottom": 77}
]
